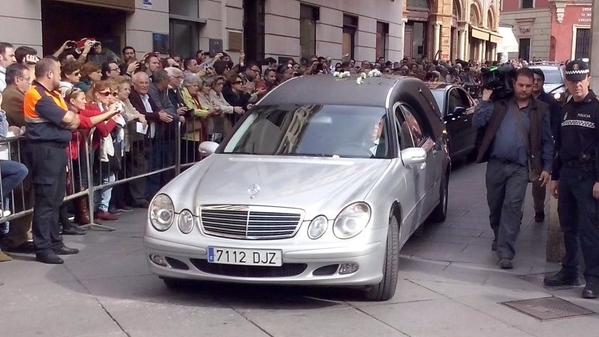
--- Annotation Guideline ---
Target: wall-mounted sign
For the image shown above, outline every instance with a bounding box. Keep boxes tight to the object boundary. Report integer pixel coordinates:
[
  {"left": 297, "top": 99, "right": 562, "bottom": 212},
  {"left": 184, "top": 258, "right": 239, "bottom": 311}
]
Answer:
[
  {"left": 209, "top": 39, "right": 223, "bottom": 55},
  {"left": 578, "top": 7, "right": 592, "bottom": 23},
  {"left": 153, "top": 33, "right": 169, "bottom": 54},
  {"left": 142, "top": 0, "right": 152, "bottom": 9}
]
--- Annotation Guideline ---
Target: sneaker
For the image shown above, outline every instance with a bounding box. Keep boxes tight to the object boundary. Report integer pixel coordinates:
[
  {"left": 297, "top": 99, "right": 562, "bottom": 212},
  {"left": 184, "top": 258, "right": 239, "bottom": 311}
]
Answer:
[
  {"left": 544, "top": 269, "right": 584, "bottom": 287},
  {"left": 582, "top": 282, "right": 598, "bottom": 299},
  {"left": 498, "top": 258, "right": 513, "bottom": 269}
]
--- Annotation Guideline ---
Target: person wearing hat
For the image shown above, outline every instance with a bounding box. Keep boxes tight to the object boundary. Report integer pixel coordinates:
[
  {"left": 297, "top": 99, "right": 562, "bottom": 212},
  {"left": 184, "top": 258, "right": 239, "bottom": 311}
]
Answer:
[
  {"left": 544, "top": 59, "right": 599, "bottom": 299},
  {"left": 529, "top": 68, "right": 563, "bottom": 222}
]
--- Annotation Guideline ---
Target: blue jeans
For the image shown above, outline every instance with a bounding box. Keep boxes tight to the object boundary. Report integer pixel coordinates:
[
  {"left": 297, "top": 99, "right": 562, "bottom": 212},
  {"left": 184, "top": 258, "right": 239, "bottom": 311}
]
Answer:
[
  {"left": 0, "top": 160, "right": 28, "bottom": 236},
  {"left": 0, "top": 160, "right": 29, "bottom": 200}
]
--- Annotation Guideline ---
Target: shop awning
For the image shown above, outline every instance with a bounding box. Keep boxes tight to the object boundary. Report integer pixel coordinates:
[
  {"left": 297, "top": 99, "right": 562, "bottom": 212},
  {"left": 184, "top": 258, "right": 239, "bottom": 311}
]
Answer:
[{"left": 497, "top": 26, "right": 519, "bottom": 53}]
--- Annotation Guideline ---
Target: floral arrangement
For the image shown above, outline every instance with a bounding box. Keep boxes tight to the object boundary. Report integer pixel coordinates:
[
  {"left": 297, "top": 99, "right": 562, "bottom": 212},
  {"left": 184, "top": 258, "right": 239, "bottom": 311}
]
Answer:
[{"left": 356, "top": 69, "right": 382, "bottom": 84}]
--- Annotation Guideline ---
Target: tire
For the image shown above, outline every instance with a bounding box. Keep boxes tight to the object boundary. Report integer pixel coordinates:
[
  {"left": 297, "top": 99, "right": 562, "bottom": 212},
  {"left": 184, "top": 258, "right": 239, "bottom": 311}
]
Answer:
[
  {"left": 364, "top": 215, "right": 399, "bottom": 301},
  {"left": 161, "top": 277, "right": 184, "bottom": 290},
  {"left": 430, "top": 173, "right": 449, "bottom": 223}
]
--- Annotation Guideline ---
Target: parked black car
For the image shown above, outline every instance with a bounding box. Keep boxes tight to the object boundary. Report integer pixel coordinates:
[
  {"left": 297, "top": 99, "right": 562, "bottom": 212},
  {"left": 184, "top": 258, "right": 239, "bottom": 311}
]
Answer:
[{"left": 428, "top": 83, "right": 478, "bottom": 161}]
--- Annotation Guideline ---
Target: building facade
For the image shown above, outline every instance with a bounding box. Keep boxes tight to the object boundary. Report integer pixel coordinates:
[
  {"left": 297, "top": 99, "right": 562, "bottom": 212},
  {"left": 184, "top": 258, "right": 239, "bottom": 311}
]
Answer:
[
  {"left": 500, "top": 0, "right": 592, "bottom": 62},
  {"left": 403, "top": 0, "right": 501, "bottom": 62},
  {"left": 0, "top": 0, "right": 405, "bottom": 64}
]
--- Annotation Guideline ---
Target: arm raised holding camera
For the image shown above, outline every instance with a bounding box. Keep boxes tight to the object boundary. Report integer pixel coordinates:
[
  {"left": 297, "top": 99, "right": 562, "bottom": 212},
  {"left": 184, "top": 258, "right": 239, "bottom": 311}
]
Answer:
[{"left": 473, "top": 88, "right": 495, "bottom": 128}]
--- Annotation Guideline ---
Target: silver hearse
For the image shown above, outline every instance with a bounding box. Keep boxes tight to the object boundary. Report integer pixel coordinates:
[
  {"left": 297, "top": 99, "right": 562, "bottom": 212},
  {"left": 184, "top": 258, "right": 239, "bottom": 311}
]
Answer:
[{"left": 144, "top": 74, "right": 450, "bottom": 301}]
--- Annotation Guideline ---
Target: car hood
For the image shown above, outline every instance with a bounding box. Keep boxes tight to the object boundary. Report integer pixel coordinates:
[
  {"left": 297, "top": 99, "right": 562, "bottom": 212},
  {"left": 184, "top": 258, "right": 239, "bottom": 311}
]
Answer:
[{"left": 163, "top": 154, "right": 392, "bottom": 218}]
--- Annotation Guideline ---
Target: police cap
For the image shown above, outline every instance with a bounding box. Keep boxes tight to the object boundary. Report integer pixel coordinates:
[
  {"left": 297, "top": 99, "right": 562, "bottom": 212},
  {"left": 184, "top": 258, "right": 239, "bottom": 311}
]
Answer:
[{"left": 564, "top": 59, "right": 590, "bottom": 82}]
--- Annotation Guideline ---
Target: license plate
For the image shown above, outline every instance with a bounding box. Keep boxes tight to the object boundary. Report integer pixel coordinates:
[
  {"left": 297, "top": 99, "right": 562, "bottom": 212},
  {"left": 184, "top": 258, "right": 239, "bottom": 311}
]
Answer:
[{"left": 207, "top": 247, "right": 282, "bottom": 267}]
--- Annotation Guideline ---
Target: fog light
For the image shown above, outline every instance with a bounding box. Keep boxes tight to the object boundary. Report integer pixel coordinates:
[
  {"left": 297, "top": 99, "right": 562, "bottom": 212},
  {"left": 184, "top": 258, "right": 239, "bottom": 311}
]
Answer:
[
  {"left": 149, "top": 254, "right": 168, "bottom": 267},
  {"left": 307, "top": 215, "right": 328, "bottom": 239},
  {"left": 338, "top": 263, "right": 359, "bottom": 275}
]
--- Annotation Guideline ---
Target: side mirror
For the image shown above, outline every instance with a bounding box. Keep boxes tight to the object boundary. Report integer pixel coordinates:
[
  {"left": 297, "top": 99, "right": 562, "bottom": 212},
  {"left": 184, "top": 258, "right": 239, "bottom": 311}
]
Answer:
[
  {"left": 198, "top": 141, "right": 219, "bottom": 156},
  {"left": 453, "top": 106, "right": 467, "bottom": 115},
  {"left": 401, "top": 147, "right": 427, "bottom": 166}
]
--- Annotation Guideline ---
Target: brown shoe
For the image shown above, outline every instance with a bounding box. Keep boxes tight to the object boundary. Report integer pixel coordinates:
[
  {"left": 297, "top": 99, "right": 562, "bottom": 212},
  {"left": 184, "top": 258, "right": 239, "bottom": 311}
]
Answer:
[
  {"left": 74, "top": 197, "right": 91, "bottom": 225},
  {"left": 95, "top": 211, "right": 119, "bottom": 221},
  {"left": 0, "top": 251, "right": 13, "bottom": 262}
]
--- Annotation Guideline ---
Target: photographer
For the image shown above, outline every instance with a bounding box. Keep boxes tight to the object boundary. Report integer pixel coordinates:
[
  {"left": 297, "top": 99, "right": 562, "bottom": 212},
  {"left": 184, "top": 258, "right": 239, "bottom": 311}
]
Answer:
[{"left": 473, "top": 67, "right": 553, "bottom": 270}]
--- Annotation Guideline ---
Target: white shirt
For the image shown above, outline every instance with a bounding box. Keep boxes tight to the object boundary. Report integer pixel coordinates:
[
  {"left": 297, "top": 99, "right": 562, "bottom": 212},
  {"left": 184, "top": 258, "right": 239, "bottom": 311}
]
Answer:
[{"left": 140, "top": 94, "right": 156, "bottom": 138}]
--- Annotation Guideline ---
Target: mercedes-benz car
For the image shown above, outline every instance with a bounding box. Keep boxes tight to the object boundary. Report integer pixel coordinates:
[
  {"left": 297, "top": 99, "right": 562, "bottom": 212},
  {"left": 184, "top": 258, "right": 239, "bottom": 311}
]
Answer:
[
  {"left": 144, "top": 74, "right": 450, "bottom": 301},
  {"left": 529, "top": 64, "right": 566, "bottom": 102}
]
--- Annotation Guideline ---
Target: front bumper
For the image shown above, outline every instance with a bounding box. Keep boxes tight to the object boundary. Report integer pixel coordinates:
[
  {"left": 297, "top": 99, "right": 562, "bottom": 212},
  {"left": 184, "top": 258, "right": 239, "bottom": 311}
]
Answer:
[{"left": 143, "top": 234, "right": 386, "bottom": 286}]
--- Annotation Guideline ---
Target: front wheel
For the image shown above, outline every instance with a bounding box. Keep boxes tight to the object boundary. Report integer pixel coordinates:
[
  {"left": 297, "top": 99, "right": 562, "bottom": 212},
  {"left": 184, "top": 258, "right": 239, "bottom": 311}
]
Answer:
[
  {"left": 364, "top": 215, "right": 399, "bottom": 301},
  {"left": 429, "top": 173, "right": 448, "bottom": 222}
]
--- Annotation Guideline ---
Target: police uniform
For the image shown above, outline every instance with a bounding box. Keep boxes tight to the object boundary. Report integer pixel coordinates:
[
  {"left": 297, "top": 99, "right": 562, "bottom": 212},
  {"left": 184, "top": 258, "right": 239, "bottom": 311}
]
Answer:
[
  {"left": 24, "top": 80, "right": 78, "bottom": 264},
  {"left": 546, "top": 60, "right": 599, "bottom": 298}
]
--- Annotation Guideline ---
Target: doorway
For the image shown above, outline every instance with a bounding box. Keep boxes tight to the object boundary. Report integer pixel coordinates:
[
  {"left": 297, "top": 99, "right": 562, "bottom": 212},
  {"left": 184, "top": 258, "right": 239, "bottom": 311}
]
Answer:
[{"left": 41, "top": 0, "right": 126, "bottom": 58}]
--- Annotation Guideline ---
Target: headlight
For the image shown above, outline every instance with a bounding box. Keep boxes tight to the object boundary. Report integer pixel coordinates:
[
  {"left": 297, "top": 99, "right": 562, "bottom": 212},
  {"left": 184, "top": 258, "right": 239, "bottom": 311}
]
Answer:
[
  {"left": 178, "top": 209, "right": 195, "bottom": 234},
  {"left": 553, "top": 92, "right": 561, "bottom": 100},
  {"left": 149, "top": 194, "right": 175, "bottom": 231},
  {"left": 307, "top": 215, "right": 328, "bottom": 239},
  {"left": 333, "top": 202, "right": 371, "bottom": 239}
]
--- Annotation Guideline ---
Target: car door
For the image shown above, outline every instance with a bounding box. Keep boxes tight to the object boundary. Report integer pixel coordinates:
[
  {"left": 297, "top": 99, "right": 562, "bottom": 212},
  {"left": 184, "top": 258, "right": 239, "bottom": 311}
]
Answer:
[
  {"left": 394, "top": 104, "right": 422, "bottom": 237},
  {"left": 398, "top": 104, "right": 434, "bottom": 231},
  {"left": 445, "top": 88, "right": 467, "bottom": 157},
  {"left": 456, "top": 88, "right": 478, "bottom": 153}
]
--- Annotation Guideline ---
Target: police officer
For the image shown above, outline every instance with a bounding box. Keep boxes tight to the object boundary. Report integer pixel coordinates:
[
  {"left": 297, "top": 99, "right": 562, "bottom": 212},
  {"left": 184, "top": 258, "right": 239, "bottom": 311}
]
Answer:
[
  {"left": 24, "top": 57, "right": 80, "bottom": 264},
  {"left": 544, "top": 59, "right": 599, "bottom": 299}
]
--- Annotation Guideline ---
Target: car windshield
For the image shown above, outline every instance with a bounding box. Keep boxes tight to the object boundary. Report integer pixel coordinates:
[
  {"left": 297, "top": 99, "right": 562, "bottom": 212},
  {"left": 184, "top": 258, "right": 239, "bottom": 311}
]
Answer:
[
  {"left": 536, "top": 68, "right": 563, "bottom": 84},
  {"left": 222, "top": 104, "right": 389, "bottom": 159}
]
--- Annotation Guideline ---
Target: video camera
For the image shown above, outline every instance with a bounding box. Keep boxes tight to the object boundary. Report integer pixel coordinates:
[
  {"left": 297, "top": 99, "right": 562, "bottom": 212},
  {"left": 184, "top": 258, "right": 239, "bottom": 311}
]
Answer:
[{"left": 481, "top": 64, "right": 516, "bottom": 101}]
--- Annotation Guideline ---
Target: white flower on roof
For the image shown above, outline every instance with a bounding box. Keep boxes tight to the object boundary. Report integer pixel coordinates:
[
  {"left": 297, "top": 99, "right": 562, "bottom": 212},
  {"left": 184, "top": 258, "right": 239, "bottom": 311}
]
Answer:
[
  {"left": 333, "top": 71, "right": 351, "bottom": 79},
  {"left": 368, "top": 69, "right": 382, "bottom": 77}
]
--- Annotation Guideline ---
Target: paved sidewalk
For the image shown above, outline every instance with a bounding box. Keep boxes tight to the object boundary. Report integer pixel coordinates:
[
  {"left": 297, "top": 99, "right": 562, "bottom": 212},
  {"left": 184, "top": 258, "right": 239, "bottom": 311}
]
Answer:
[{"left": 1, "top": 162, "right": 598, "bottom": 337}]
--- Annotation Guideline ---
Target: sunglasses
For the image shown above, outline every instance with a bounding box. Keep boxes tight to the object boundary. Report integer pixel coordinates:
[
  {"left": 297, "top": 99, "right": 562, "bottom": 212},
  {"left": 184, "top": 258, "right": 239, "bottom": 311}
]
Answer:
[
  {"left": 233, "top": 80, "right": 243, "bottom": 84},
  {"left": 99, "top": 91, "right": 118, "bottom": 97}
]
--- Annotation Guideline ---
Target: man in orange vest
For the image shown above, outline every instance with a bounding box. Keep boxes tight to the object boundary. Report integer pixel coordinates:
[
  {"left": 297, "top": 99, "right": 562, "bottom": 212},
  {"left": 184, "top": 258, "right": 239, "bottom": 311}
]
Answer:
[{"left": 23, "top": 57, "right": 80, "bottom": 264}]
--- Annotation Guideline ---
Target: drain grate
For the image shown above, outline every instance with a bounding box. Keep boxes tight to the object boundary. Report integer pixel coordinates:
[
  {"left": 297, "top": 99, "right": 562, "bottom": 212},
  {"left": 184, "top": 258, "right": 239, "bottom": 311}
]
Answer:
[{"left": 502, "top": 297, "right": 594, "bottom": 321}]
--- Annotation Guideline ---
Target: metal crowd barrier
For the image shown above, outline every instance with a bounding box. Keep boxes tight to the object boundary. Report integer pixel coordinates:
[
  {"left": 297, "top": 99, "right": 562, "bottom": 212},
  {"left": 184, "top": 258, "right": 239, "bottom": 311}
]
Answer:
[{"left": 0, "top": 119, "right": 203, "bottom": 232}]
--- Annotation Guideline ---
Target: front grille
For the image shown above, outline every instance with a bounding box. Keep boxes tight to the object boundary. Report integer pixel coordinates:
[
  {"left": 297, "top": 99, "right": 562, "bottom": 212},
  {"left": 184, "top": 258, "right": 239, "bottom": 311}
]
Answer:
[
  {"left": 190, "top": 259, "right": 307, "bottom": 277},
  {"left": 200, "top": 205, "right": 302, "bottom": 240}
]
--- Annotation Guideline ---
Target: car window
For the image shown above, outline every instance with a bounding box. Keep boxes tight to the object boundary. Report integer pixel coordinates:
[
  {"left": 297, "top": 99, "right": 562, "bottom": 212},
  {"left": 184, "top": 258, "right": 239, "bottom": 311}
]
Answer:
[
  {"left": 222, "top": 104, "right": 389, "bottom": 159},
  {"left": 456, "top": 88, "right": 472, "bottom": 109},
  {"left": 540, "top": 68, "right": 563, "bottom": 84},
  {"left": 399, "top": 105, "right": 426, "bottom": 147},
  {"left": 394, "top": 105, "right": 415, "bottom": 149},
  {"left": 447, "top": 88, "right": 463, "bottom": 115}
]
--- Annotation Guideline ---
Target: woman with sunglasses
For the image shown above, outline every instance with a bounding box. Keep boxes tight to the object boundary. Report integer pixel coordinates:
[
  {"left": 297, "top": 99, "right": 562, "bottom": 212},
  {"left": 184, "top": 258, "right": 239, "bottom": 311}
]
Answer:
[
  {"left": 222, "top": 73, "right": 250, "bottom": 127},
  {"left": 61, "top": 87, "right": 121, "bottom": 232},
  {"left": 81, "top": 81, "right": 123, "bottom": 221}
]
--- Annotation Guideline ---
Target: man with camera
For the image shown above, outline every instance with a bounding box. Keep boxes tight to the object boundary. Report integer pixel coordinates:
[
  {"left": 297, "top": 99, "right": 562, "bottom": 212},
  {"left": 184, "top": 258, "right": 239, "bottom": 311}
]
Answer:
[
  {"left": 543, "top": 60, "right": 599, "bottom": 299},
  {"left": 473, "top": 67, "right": 553, "bottom": 269}
]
